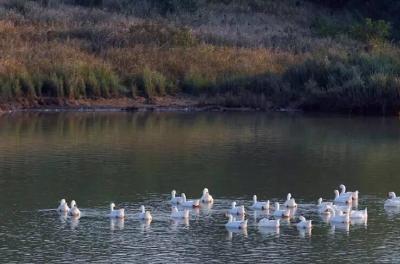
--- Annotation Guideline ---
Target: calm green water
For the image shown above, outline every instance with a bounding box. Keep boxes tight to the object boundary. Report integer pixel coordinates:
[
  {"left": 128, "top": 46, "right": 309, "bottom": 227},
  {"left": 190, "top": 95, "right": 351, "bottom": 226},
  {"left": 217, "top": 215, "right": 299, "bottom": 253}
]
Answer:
[{"left": 1, "top": 112, "right": 400, "bottom": 263}]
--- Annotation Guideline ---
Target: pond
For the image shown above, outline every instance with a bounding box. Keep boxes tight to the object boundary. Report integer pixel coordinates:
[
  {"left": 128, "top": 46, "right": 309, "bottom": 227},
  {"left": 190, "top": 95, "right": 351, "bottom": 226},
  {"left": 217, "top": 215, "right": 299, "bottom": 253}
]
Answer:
[{"left": 1, "top": 112, "right": 400, "bottom": 263}]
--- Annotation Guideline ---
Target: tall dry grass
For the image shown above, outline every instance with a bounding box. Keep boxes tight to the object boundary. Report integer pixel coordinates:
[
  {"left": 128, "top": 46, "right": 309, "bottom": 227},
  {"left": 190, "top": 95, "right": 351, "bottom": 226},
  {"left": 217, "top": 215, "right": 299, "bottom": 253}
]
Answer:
[{"left": 0, "top": 0, "right": 399, "bottom": 114}]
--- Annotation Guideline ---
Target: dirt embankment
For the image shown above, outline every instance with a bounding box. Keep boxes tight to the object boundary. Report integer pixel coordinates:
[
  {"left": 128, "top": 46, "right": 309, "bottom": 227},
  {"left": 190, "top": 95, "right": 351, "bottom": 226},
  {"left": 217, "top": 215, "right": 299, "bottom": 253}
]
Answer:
[{"left": 0, "top": 96, "right": 262, "bottom": 112}]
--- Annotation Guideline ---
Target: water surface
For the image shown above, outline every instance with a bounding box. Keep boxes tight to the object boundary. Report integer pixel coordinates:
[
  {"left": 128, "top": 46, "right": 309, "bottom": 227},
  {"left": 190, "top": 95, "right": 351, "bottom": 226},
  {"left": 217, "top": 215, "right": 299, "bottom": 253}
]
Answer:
[{"left": 1, "top": 112, "right": 400, "bottom": 263}]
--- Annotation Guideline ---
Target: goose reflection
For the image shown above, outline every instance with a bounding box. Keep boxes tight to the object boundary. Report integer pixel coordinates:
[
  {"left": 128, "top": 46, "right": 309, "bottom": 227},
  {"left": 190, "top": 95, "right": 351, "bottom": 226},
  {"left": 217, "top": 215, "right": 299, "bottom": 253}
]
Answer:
[
  {"left": 189, "top": 207, "right": 200, "bottom": 217},
  {"left": 58, "top": 211, "right": 68, "bottom": 224},
  {"left": 139, "top": 219, "right": 152, "bottom": 232},
  {"left": 226, "top": 227, "right": 248, "bottom": 240},
  {"left": 288, "top": 208, "right": 297, "bottom": 219},
  {"left": 110, "top": 217, "right": 125, "bottom": 231},
  {"left": 258, "top": 226, "right": 280, "bottom": 237},
  {"left": 384, "top": 206, "right": 400, "bottom": 218},
  {"left": 330, "top": 223, "right": 350, "bottom": 235},
  {"left": 252, "top": 211, "right": 258, "bottom": 224},
  {"left": 70, "top": 215, "right": 80, "bottom": 230},
  {"left": 171, "top": 217, "right": 189, "bottom": 230},
  {"left": 298, "top": 227, "right": 312, "bottom": 238},
  {"left": 277, "top": 217, "right": 291, "bottom": 226},
  {"left": 351, "top": 218, "right": 367, "bottom": 228},
  {"left": 200, "top": 203, "right": 213, "bottom": 215},
  {"left": 351, "top": 200, "right": 359, "bottom": 209}
]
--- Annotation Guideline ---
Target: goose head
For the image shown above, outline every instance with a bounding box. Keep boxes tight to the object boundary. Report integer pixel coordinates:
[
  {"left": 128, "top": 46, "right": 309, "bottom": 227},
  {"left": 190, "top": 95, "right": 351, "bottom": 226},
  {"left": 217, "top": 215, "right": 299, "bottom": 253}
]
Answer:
[
  {"left": 70, "top": 200, "right": 76, "bottom": 208},
  {"left": 181, "top": 193, "right": 187, "bottom": 202},
  {"left": 253, "top": 195, "right": 257, "bottom": 203},
  {"left": 317, "top": 198, "right": 322, "bottom": 205},
  {"left": 231, "top": 201, "right": 237, "bottom": 208},
  {"left": 287, "top": 193, "right": 292, "bottom": 201},
  {"left": 299, "top": 216, "right": 306, "bottom": 222},
  {"left": 334, "top": 190, "right": 340, "bottom": 198},
  {"left": 389, "top": 192, "right": 397, "bottom": 199},
  {"left": 275, "top": 202, "right": 280, "bottom": 210},
  {"left": 203, "top": 188, "right": 209, "bottom": 195},
  {"left": 140, "top": 205, "right": 145, "bottom": 213},
  {"left": 339, "top": 184, "right": 346, "bottom": 193},
  {"left": 60, "top": 199, "right": 66, "bottom": 205},
  {"left": 110, "top": 203, "right": 116, "bottom": 211},
  {"left": 171, "top": 190, "right": 176, "bottom": 198}
]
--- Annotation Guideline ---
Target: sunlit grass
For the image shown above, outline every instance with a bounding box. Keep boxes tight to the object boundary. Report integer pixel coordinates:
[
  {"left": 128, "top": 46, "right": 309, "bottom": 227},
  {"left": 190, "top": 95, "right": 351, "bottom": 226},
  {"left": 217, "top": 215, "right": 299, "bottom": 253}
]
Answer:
[{"left": 0, "top": 0, "right": 399, "bottom": 113}]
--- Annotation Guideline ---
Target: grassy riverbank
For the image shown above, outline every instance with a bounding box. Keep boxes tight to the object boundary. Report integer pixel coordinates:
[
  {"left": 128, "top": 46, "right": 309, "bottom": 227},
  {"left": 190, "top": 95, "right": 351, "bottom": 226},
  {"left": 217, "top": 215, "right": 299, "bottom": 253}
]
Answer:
[{"left": 0, "top": 0, "right": 400, "bottom": 114}]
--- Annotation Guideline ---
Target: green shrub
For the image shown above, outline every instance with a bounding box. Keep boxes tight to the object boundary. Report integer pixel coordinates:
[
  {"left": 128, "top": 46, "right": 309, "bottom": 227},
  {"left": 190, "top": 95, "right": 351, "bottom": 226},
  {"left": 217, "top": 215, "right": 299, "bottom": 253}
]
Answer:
[
  {"left": 182, "top": 71, "right": 213, "bottom": 95},
  {"left": 278, "top": 50, "right": 400, "bottom": 113},
  {"left": 311, "top": 17, "right": 346, "bottom": 37},
  {"left": 351, "top": 18, "right": 391, "bottom": 42},
  {"left": 0, "top": 62, "right": 121, "bottom": 100},
  {"left": 139, "top": 67, "right": 167, "bottom": 97}
]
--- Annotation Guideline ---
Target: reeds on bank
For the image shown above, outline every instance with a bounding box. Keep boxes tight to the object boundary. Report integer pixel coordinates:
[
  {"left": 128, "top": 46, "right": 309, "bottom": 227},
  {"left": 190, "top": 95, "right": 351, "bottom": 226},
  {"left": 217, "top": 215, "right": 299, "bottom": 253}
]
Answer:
[{"left": 0, "top": 0, "right": 399, "bottom": 114}]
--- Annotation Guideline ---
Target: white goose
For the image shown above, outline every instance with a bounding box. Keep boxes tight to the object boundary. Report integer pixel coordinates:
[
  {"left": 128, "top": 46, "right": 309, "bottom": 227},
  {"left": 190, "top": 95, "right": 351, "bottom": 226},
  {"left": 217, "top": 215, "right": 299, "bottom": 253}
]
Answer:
[
  {"left": 251, "top": 195, "right": 270, "bottom": 210},
  {"left": 225, "top": 215, "right": 247, "bottom": 229},
  {"left": 109, "top": 203, "right": 125, "bottom": 218},
  {"left": 328, "top": 208, "right": 350, "bottom": 223},
  {"left": 317, "top": 198, "right": 333, "bottom": 214},
  {"left": 350, "top": 208, "right": 367, "bottom": 220},
  {"left": 258, "top": 218, "right": 280, "bottom": 228},
  {"left": 334, "top": 190, "right": 352, "bottom": 204},
  {"left": 318, "top": 204, "right": 333, "bottom": 215},
  {"left": 181, "top": 193, "right": 200, "bottom": 208},
  {"left": 170, "top": 190, "right": 183, "bottom": 204},
  {"left": 296, "top": 216, "right": 312, "bottom": 229},
  {"left": 273, "top": 202, "right": 290, "bottom": 218},
  {"left": 69, "top": 200, "right": 81, "bottom": 217},
  {"left": 138, "top": 205, "right": 152, "bottom": 221},
  {"left": 200, "top": 188, "right": 214, "bottom": 203},
  {"left": 339, "top": 184, "right": 359, "bottom": 200},
  {"left": 385, "top": 192, "right": 400, "bottom": 207},
  {"left": 317, "top": 198, "right": 333, "bottom": 208},
  {"left": 333, "top": 204, "right": 351, "bottom": 212},
  {"left": 171, "top": 206, "right": 189, "bottom": 219},
  {"left": 57, "top": 199, "right": 70, "bottom": 213},
  {"left": 283, "top": 193, "right": 298, "bottom": 208},
  {"left": 228, "top": 202, "right": 246, "bottom": 215}
]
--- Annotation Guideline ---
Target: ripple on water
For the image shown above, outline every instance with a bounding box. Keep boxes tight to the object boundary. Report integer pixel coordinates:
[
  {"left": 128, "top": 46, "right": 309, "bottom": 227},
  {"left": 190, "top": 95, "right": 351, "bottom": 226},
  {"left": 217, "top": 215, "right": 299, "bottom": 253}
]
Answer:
[
  {"left": 2, "top": 112, "right": 400, "bottom": 263},
  {"left": 1, "top": 196, "right": 399, "bottom": 263}
]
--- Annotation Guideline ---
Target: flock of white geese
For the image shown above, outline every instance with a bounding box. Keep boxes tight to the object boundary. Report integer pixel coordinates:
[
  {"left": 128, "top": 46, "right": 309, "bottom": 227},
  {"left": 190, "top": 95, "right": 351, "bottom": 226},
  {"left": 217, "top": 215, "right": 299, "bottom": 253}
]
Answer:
[{"left": 56, "top": 184, "right": 400, "bottom": 232}]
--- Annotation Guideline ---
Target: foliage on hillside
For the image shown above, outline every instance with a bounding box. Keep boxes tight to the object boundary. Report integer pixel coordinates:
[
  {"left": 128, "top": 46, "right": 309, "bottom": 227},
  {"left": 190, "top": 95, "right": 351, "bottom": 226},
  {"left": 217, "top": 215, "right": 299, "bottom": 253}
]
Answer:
[{"left": 0, "top": 0, "right": 399, "bottom": 114}]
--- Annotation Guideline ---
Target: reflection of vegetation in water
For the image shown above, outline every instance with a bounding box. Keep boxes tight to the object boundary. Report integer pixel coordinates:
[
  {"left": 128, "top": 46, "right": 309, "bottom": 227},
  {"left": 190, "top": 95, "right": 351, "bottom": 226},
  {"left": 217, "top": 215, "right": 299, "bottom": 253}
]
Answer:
[{"left": 1, "top": 113, "right": 400, "bottom": 199}]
